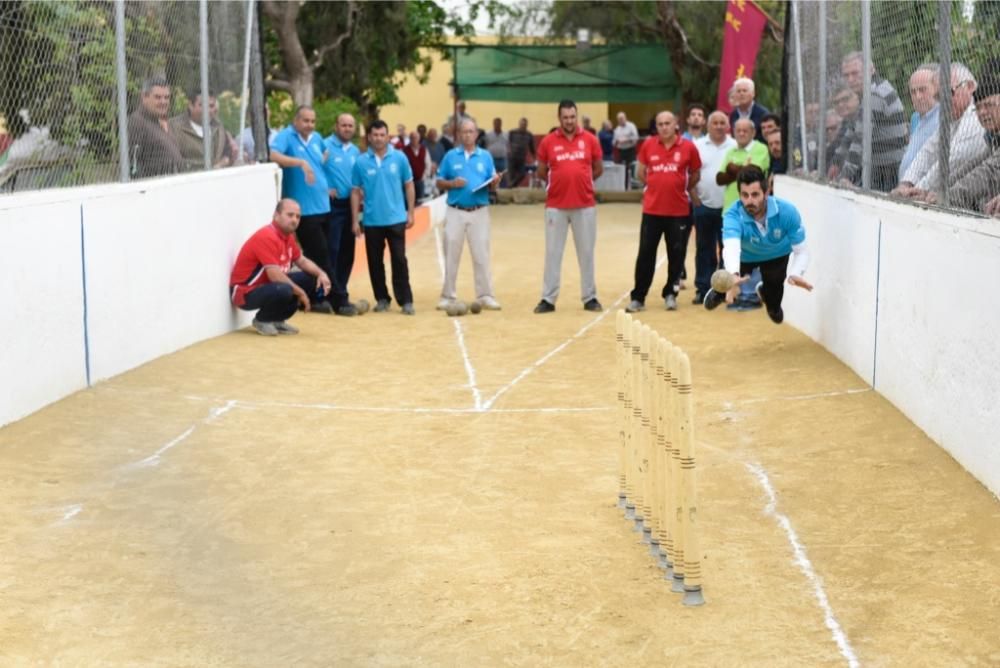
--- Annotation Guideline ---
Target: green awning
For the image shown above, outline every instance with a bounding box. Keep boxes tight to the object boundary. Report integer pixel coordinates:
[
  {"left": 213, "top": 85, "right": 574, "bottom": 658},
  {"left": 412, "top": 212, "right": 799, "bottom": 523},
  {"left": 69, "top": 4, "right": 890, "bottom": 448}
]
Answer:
[{"left": 450, "top": 44, "right": 679, "bottom": 103}]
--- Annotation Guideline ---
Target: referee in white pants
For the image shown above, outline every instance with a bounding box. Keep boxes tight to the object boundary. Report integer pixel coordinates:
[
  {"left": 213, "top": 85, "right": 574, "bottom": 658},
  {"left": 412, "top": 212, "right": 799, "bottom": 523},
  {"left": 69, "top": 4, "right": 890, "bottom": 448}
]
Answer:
[{"left": 435, "top": 119, "right": 503, "bottom": 310}]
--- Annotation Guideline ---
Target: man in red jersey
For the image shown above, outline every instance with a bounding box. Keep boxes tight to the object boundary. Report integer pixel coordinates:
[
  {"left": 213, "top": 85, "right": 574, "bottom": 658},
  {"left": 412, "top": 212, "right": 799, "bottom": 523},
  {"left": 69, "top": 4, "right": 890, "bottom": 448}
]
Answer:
[
  {"left": 230, "top": 199, "right": 332, "bottom": 336},
  {"left": 533, "top": 99, "right": 604, "bottom": 313},
  {"left": 625, "top": 110, "right": 701, "bottom": 312}
]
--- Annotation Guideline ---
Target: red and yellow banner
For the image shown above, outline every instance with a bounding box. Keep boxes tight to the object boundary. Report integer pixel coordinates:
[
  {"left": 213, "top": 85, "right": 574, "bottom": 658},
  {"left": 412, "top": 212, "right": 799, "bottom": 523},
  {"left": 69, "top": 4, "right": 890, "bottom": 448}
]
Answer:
[{"left": 716, "top": 0, "right": 769, "bottom": 113}]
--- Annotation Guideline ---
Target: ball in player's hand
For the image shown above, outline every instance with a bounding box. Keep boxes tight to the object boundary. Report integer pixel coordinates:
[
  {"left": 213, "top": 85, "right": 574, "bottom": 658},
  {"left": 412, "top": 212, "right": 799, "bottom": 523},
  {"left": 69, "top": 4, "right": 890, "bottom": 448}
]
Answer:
[
  {"left": 355, "top": 298, "right": 370, "bottom": 315},
  {"left": 469, "top": 300, "right": 482, "bottom": 314},
  {"left": 446, "top": 302, "right": 459, "bottom": 316},
  {"left": 454, "top": 301, "right": 468, "bottom": 316},
  {"left": 711, "top": 269, "right": 736, "bottom": 293}
]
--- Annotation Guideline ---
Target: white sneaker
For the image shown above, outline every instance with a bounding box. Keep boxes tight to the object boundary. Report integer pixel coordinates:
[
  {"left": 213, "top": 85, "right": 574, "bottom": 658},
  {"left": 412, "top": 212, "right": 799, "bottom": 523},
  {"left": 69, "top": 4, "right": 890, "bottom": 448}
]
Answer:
[
  {"left": 436, "top": 297, "right": 453, "bottom": 310},
  {"left": 479, "top": 296, "right": 502, "bottom": 310},
  {"left": 665, "top": 294, "right": 678, "bottom": 311},
  {"left": 252, "top": 318, "right": 278, "bottom": 336},
  {"left": 274, "top": 320, "right": 299, "bottom": 335}
]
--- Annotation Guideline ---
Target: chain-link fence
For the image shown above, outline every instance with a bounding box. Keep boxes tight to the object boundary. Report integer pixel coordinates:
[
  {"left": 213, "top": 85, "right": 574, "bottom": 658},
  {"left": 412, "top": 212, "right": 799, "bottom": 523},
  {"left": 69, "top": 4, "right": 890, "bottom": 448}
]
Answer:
[
  {"left": 0, "top": 0, "right": 267, "bottom": 194},
  {"left": 786, "top": 0, "right": 1000, "bottom": 217}
]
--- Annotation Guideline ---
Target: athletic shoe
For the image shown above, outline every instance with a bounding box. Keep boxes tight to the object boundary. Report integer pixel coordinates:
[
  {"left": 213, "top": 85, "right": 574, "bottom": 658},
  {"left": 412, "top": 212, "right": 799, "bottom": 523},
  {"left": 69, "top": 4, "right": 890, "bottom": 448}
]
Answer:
[
  {"left": 534, "top": 299, "right": 555, "bottom": 314},
  {"left": 335, "top": 304, "right": 359, "bottom": 317},
  {"left": 401, "top": 303, "right": 416, "bottom": 315},
  {"left": 625, "top": 300, "right": 645, "bottom": 313},
  {"left": 373, "top": 299, "right": 392, "bottom": 312},
  {"left": 664, "top": 294, "right": 678, "bottom": 311},
  {"left": 479, "top": 296, "right": 502, "bottom": 310},
  {"left": 703, "top": 288, "right": 725, "bottom": 311},
  {"left": 252, "top": 318, "right": 279, "bottom": 336},
  {"left": 692, "top": 292, "right": 705, "bottom": 305},
  {"left": 678, "top": 279, "right": 687, "bottom": 290},
  {"left": 756, "top": 281, "right": 784, "bottom": 324},
  {"left": 274, "top": 320, "right": 299, "bottom": 335},
  {"left": 436, "top": 298, "right": 453, "bottom": 310},
  {"left": 584, "top": 298, "right": 603, "bottom": 312},
  {"left": 311, "top": 300, "right": 334, "bottom": 314}
]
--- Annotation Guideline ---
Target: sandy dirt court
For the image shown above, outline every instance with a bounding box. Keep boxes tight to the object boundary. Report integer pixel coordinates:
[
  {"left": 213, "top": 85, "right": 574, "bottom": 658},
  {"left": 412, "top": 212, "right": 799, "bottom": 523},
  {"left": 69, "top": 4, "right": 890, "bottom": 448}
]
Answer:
[{"left": 2, "top": 202, "right": 999, "bottom": 666}]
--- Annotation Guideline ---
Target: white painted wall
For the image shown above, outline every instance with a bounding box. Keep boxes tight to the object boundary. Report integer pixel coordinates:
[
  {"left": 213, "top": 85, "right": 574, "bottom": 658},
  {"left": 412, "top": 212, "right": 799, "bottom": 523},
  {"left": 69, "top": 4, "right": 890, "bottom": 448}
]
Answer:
[
  {"left": 779, "top": 177, "right": 1000, "bottom": 497},
  {"left": 0, "top": 165, "right": 280, "bottom": 427}
]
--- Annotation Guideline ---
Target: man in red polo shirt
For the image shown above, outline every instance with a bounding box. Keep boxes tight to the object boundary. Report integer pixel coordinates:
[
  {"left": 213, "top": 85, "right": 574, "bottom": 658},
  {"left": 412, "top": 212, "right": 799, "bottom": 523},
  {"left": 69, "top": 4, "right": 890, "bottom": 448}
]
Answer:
[
  {"left": 625, "top": 110, "right": 701, "bottom": 312},
  {"left": 230, "top": 198, "right": 332, "bottom": 336},
  {"left": 533, "top": 99, "right": 604, "bottom": 313}
]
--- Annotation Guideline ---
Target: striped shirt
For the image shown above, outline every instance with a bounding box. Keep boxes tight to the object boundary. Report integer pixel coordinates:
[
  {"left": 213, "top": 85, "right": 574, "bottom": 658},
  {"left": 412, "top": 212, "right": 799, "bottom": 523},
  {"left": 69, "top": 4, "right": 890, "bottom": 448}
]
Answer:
[{"left": 835, "top": 76, "right": 908, "bottom": 183}]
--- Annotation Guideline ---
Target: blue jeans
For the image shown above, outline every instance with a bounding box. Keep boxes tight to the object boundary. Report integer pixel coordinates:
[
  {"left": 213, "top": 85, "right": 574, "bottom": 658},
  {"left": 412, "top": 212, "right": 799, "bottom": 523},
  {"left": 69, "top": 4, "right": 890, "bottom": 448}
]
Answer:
[
  {"left": 693, "top": 205, "right": 723, "bottom": 295},
  {"left": 239, "top": 271, "right": 316, "bottom": 323}
]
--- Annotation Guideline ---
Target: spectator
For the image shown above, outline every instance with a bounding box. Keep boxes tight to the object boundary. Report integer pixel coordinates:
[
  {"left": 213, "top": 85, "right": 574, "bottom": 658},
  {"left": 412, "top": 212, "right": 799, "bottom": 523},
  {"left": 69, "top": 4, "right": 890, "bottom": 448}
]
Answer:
[
  {"left": 728, "top": 77, "right": 771, "bottom": 142},
  {"left": 239, "top": 105, "right": 276, "bottom": 164},
  {"left": 322, "top": 113, "right": 364, "bottom": 317},
  {"left": 582, "top": 115, "right": 597, "bottom": 135},
  {"left": 691, "top": 111, "right": 737, "bottom": 304},
  {"left": 508, "top": 117, "right": 536, "bottom": 188},
  {"left": 899, "top": 63, "right": 941, "bottom": 180},
  {"left": 682, "top": 104, "right": 708, "bottom": 140},
  {"left": 613, "top": 111, "right": 640, "bottom": 188},
  {"left": 924, "top": 63, "right": 1000, "bottom": 213},
  {"left": 350, "top": 120, "right": 416, "bottom": 315},
  {"left": 825, "top": 111, "right": 843, "bottom": 152},
  {"left": 390, "top": 123, "right": 408, "bottom": 149},
  {"left": 895, "top": 63, "right": 987, "bottom": 199},
  {"left": 169, "top": 89, "right": 233, "bottom": 171},
  {"left": 435, "top": 119, "right": 503, "bottom": 310},
  {"left": 440, "top": 123, "right": 456, "bottom": 153},
  {"left": 403, "top": 130, "right": 429, "bottom": 201},
  {"left": 533, "top": 99, "right": 604, "bottom": 313},
  {"left": 424, "top": 128, "right": 446, "bottom": 167},
  {"left": 445, "top": 100, "right": 475, "bottom": 136},
  {"left": 826, "top": 86, "right": 860, "bottom": 179},
  {"left": 766, "top": 131, "right": 785, "bottom": 176},
  {"left": 598, "top": 120, "right": 614, "bottom": 161},
  {"left": 483, "top": 117, "right": 509, "bottom": 186},
  {"left": 269, "top": 105, "right": 334, "bottom": 313},
  {"left": 126, "top": 76, "right": 183, "bottom": 178},
  {"left": 229, "top": 199, "right": 331, "bottom": 336},
  {"left": 759, "top": 113, "right": 781, "bottom": 141},
  {"left": 416, "top": 123, "right": 428, "bottom": 143},
  {"left": 836, "top": 51, "right": 908, "bottom": 191}
]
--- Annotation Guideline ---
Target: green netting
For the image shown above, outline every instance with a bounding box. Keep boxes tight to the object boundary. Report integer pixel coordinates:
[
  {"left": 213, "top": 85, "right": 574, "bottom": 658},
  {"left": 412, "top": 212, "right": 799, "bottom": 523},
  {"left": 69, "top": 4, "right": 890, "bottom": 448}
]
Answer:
[{"left": 450, "top": 44, "right": 680, "bottom": 103}]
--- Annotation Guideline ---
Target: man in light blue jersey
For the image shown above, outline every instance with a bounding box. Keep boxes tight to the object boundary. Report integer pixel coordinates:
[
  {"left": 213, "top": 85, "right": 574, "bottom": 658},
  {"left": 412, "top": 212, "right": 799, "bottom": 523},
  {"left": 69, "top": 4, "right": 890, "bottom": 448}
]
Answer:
[
  {"left": 323, "top": 113, "right": 363, "bottom": 316},
  {"left": 704, "top": 165, "right": 813, "bottom": 324}
]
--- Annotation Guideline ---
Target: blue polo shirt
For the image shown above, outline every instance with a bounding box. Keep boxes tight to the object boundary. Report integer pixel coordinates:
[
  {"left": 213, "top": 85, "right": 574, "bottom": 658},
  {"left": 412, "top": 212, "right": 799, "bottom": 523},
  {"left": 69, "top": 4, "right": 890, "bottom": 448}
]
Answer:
[
  {"left": 351, "top": 145, "right": 413, "bottom": 227},
  {"left": 723, "top": 196, "right": 805, "bottom": 263},
  {"left": 270, "top": 126, "right": 330, "bottom": 215},
  {"left": 322, "top": 136, "right": 360, "bottom": 201},
  {"left": 438, "top": 146, "right": 495, "bottom": 208}
]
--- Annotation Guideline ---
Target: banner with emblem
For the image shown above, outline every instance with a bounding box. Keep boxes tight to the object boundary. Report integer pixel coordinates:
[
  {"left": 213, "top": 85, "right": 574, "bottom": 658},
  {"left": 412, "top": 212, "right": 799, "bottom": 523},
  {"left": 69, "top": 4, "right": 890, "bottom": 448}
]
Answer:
[{"left": 716, "top": 0, "right": 769, "bottom": 113}]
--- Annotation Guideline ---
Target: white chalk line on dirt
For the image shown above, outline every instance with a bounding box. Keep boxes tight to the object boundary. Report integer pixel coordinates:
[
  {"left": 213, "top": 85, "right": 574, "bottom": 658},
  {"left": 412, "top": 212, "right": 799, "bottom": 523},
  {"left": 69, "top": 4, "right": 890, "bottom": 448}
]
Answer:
[
  {"left": 745, "top": 462, "right": 860, "bottom": 668},
  {"left": 219, "top": 398, "right": 609, "bottom": 415},
  {"left": 453, "top": 319, "right": 483, "bottom": 410},
  {"left": 737, "top": 387, "right": 871, "bottom": 405},
  {"left": 482, "top": 254, "right": 667, "bottom": 411}
]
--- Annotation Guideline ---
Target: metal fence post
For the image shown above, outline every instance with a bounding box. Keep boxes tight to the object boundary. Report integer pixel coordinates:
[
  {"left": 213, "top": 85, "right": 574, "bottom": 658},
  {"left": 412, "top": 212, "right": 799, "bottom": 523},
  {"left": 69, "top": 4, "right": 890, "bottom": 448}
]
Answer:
[
  {"left": 861, "top": 0, "right": 873, "bottom": 190},
  {"left": 199, "top": 0, "right": 212, "bottom": 170},
  {"left": 793, "top": 0, "right": 809, "bottom": 171},
  {"left": 114, "top": 0, "right": 130, "bottom": 183},
  {"left": 250, "top": 5, "right": 268, "bottom": 164},
  {"left": 937, "top": 0, "right": 952, "bottom": 206},
  {"left": 817, "top": 1, "right": 827, "bottom": 176},
  {"left": 236, "top": 0, "right": 255, "bottom": 166}
]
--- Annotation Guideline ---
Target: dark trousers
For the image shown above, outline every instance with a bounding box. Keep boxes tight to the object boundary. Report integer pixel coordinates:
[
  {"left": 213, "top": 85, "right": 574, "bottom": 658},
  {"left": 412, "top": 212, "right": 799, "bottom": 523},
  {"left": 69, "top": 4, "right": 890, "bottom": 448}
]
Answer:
[
  {"left": 364, "top": 222, "right": 413, "bottom": 305},
  {"left": 326, "top": 199, "right": 355, "bottom": 307},
  {"left": 240, "top": 271, "right": 315, "bottom": 323},
  {"left": 693, "top": 205, "right": 724, "bottom": 295},
  {"left": 740, "top": 254, "right": 790, "bottom": 311},
  {"left": 509, "top": 155, "right": 527, "bottom": 187},
  {"left": 630, "top": 213, "right": 691, "bottom": 302},
  {"left": 297, "top": 212, "right": 333, "bottom": 302},
  {"left": 414, "top": 178, "right": 426, "bottom": 202},
  {"left": 872, "top": 163, "right": 899, "bottom": 193}
]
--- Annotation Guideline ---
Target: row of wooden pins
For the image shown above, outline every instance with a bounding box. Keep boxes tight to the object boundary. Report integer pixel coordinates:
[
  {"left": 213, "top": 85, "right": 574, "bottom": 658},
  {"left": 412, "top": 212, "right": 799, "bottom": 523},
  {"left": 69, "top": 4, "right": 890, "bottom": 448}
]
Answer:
[{"left": 615, "top": 310, "right": 705, "bottom": 606}]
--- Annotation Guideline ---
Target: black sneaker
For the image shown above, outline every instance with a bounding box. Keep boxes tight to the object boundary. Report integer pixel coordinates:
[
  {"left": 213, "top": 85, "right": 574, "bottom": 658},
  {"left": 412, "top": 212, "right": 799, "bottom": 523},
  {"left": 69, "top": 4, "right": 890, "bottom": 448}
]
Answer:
[
  {"left": 311, "top": 300, "right": 334, "bottom": 314},
  {"left": 583, "top": 298, "right": 603, "bottom": 312},
  {"left": 755, "top": 282, "right": 784, "bottom": 324},
  {"left": 692, "top": 292, "right": 705, "bottom": 305},
  {"left": 335, "top": 303, "right": 359, "bottom": 317},
  {"left": 703, "top": 288, "right": 725, "bottom": 311},
  {"left": 533, "top": 299, "right": 556, "bottom": 314},
  {"left": 373, "top": 299, "right": 392, "bottom": 313}
]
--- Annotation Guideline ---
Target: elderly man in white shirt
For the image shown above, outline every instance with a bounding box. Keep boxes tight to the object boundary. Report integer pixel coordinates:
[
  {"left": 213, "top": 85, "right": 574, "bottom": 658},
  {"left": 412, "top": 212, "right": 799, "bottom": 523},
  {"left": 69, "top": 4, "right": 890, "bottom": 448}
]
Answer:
[
  {"left": 893, "top": 62, "right": 989, "bottom": 198},
  {"left": 690, "top": 111, "right": 738, "bottom": 303},
  {"left": 613, "top": 111, "right": 640, "bottom": 188}
]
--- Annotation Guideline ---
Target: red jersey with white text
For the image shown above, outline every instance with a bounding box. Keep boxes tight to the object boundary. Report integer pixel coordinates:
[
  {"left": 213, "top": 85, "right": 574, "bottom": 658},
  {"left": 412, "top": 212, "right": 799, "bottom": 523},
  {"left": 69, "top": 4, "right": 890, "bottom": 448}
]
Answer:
[
  {"left": 536, "top": 128, "right": 602, "bottom": 209},
  {"left": 229, "top": 222, "right": 302, "bottom": 307},
  {"left": 638, "top": 135, "right": 702, "bottom": 216}
]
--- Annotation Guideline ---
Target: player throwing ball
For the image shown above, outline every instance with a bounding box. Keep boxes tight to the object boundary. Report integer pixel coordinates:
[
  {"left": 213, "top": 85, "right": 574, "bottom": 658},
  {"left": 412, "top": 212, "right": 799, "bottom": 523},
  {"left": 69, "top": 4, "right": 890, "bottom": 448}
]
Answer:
[{"left": 703, "top": 165, "right": 813, "bottom": 323}]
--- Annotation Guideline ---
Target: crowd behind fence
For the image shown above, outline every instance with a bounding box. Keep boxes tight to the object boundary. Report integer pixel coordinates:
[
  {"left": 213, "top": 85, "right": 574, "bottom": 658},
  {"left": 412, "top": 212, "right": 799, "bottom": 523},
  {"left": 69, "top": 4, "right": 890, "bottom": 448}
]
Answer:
[
  {"left": 0, "top": 0, "right": 267, "bottom": 194},
  {"left": 786, "top": 0, "right": 1000, "bottom": 218}
]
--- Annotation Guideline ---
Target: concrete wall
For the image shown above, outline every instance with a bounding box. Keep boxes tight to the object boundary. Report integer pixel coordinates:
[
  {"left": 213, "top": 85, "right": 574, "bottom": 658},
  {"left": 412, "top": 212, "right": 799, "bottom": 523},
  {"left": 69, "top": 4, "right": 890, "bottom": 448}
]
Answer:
[
  {"left": 0, "top": 165, "right": 280, "bottom": 427},
  {"left": 779, "top": 177, "right": 1000, "bottom": 497}
]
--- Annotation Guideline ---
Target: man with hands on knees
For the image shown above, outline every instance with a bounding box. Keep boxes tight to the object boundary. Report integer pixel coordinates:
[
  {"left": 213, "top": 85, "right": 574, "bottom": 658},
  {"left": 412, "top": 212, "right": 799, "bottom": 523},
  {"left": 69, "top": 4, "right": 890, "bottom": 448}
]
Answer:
[
  {"left": 230, "top": 199, "right": 332, "bottom": 336},
  {"left": 703, "top": 165, "right": 813, "bottom": 324}
]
